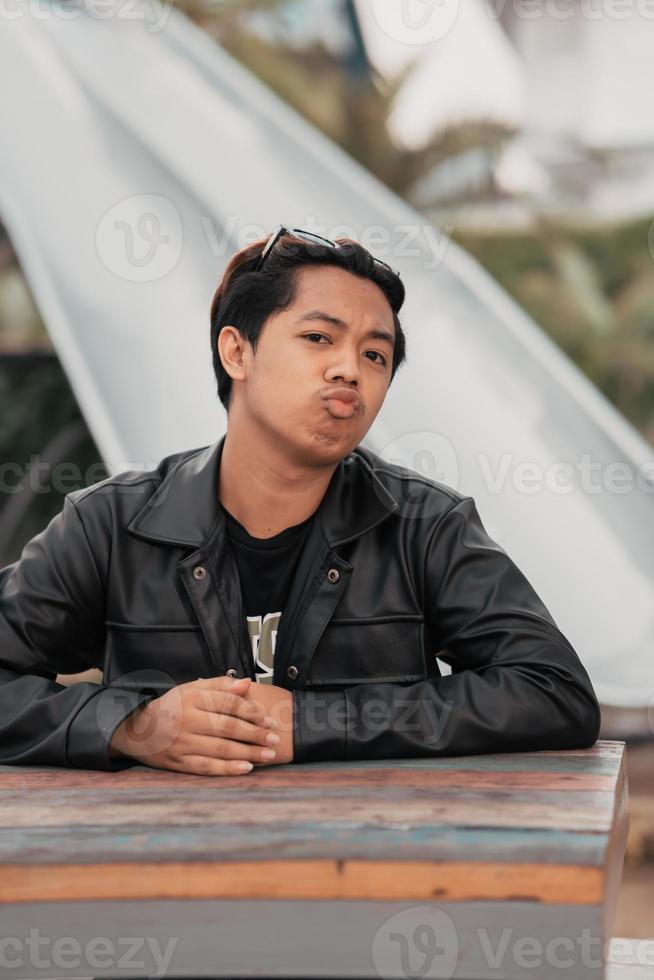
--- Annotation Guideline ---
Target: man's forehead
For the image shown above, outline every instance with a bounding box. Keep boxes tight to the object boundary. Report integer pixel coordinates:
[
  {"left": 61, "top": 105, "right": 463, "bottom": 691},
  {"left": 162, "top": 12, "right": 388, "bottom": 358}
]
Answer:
[{"left": 291, "top": 266, "right": 395, "bottom": 324}]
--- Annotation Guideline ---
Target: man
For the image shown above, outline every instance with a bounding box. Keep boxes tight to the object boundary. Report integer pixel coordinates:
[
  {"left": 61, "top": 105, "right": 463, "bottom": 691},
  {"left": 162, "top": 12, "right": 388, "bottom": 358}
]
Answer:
[{"left": 0, "top": 227, "right": 601, "bottom": 776}]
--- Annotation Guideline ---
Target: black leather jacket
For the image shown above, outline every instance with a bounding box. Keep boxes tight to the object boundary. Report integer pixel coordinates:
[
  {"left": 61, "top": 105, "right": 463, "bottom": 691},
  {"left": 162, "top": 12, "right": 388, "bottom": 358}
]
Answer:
[{"left": 0, "top": 434, "right": 601, "bottom": 770}]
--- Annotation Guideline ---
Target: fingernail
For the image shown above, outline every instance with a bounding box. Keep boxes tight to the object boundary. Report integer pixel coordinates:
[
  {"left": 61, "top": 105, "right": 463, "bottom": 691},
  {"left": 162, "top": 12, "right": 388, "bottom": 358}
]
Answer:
[
  {"left": 266, "top": 732, "right": 280, "bottom": 746},
  {"left": 237, "top": 762, "right": 253, "bottom": 772},
  {"left": 261, "top": 748, "right": 276, "bottom": 760}
]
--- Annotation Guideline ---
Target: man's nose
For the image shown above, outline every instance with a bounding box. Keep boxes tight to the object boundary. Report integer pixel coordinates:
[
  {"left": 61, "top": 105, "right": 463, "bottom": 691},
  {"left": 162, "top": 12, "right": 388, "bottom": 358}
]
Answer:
[{"left": 326, "top": 347, "right": 361, "bottom": 385}]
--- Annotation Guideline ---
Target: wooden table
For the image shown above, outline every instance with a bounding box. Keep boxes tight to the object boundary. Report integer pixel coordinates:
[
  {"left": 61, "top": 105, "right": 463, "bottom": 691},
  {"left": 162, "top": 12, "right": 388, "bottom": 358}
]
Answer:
[{"left": 0, "top": 740, "right": 629, "bottom": 979}]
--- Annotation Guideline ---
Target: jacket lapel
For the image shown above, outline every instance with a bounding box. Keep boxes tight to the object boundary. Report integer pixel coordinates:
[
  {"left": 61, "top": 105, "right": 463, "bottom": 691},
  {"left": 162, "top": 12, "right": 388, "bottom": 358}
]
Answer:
[
  {"left": 126, "top": 438, "right": 225, "bottom": 548},
  {"left": 126, "top": 435, "right": 251, "bottom": 676}
]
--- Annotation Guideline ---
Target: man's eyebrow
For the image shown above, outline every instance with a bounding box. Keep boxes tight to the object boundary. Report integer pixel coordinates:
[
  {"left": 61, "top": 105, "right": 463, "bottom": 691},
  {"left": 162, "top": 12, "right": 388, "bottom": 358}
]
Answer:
[{"left": 296, "top": 309, "right": 395, "bottom": 347}]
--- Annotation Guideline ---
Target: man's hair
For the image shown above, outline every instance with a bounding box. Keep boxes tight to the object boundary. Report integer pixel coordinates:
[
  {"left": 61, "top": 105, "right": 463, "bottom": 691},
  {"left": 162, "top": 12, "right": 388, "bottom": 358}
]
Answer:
[{"left": 209, "top": 233, "right": 407, "bottom": 413}]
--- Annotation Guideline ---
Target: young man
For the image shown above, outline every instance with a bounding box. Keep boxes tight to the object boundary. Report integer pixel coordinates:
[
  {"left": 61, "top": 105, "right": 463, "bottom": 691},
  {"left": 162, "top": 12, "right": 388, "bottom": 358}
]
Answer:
[{"left": 0, "top": 227, "right": 601, "bottom": 776}]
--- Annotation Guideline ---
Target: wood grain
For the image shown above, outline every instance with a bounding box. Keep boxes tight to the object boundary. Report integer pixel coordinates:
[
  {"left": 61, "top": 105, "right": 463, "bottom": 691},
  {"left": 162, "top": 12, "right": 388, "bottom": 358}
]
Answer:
[
  {"left": 0, "top": 859, "right": 604, "bottom": 903},
  {"left": 0, "top": 740, "right": 627, "bottom": 913}
]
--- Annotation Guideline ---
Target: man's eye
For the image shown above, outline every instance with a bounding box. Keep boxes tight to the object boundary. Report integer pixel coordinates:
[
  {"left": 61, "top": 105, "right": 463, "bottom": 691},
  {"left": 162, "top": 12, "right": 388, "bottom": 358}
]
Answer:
[{"left": 304, "top": 334, "right": 387, "bottom": 367}]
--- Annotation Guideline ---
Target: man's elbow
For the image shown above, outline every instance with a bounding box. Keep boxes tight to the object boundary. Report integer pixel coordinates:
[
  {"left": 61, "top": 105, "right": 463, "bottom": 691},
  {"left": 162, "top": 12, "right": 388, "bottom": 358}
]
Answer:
[
  {"left": 536, "top": 674, "right": 603, "bottom": 751},
  {"left": 568, "top": 687, "right": 602, "bottom": 749},
  {"left": 544, "top": 648, "right": 603, "bottom": 749}
]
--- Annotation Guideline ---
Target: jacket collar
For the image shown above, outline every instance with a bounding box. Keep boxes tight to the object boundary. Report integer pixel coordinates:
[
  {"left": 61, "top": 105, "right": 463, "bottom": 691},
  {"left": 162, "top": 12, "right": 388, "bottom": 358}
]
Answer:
[{"left": 127, "top": 433, "right": 400, "bottom": 550}]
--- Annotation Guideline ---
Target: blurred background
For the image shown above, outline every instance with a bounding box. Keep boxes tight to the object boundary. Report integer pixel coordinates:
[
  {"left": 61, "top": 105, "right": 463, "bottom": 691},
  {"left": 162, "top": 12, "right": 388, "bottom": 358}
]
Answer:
[{"left": 0, "top": 0, "right": 652, "bottom": 938}]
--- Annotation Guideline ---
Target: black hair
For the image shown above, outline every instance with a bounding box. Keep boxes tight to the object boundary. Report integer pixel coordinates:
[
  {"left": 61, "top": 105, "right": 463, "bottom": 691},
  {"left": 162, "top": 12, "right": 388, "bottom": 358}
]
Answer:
[{"left": 209, "top": 233, "right": 407, "bottom": 413}]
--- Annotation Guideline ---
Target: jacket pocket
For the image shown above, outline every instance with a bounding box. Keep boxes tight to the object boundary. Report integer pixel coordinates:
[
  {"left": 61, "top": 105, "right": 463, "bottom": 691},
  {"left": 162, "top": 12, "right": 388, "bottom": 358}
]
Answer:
[
  {"left": 104, "top": 624, "right": 211, "bottom": 694},
  {"left": 306, "top": 617, "right": 427, "bottom": 686}
]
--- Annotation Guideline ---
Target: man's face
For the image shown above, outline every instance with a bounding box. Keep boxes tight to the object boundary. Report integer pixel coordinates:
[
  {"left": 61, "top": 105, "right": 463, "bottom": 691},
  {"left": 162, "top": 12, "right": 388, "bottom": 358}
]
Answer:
[{"left": 226, "top": 265, "right": 396, "bottom": 464}]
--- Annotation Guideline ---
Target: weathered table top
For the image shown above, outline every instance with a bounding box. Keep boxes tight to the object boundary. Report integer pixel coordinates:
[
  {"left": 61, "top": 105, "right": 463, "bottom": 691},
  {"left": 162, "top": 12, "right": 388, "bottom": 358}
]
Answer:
[{"left": 0, "top": 740, "right": 629, "bottom": 980}]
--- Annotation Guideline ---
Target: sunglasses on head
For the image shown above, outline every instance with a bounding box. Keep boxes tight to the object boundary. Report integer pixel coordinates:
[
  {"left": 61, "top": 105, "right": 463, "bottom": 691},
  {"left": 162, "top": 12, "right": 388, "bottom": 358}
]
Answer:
[{"left": 253, "top": 224, "right": 401, "bottom": 280}]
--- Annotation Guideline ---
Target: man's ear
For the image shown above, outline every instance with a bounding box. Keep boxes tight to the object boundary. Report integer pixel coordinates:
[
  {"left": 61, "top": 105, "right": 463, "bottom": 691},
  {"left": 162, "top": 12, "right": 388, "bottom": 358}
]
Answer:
[{"left": 218, "top": 325, "right": 249, "bottom": 382}]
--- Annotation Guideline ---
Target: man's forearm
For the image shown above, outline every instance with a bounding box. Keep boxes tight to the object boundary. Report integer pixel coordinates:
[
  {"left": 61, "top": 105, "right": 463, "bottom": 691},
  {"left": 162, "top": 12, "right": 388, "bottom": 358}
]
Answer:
[
  {"left": 292, "top": 643, "right": 601, "bottom": 764},
  {"left": 0, "top": 665, "right": 154, "bottom": 770}
]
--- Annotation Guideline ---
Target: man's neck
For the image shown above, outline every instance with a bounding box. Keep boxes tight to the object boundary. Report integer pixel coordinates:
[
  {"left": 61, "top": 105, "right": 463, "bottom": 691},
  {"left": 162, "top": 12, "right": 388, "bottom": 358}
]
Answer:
[{"left": 217, "top": 422, "right": 339, "bottom": 540}]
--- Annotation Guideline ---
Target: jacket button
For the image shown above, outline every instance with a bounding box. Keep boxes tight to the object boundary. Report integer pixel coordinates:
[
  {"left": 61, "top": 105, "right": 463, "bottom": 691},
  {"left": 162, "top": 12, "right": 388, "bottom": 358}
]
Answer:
[
  {"left": 286, "top": 665, "right": 299, "bottom": 681},
  {"left": 225, "top": 668, "right": 238, "bottom": 678},
  {"left": 193, "top": 565, "right": 207, "bottom": 580},
  {"left": 327, "top": 568, "right": 340, "bottom": 583}
]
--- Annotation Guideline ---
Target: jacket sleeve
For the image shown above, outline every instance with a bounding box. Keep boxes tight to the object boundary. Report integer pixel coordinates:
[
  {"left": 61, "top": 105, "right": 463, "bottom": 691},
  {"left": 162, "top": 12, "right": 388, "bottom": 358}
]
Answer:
[
  {"left": 292, "top": 495, "right": 602, "bottom": 763},
  {"left": 0, "top": 495, "right": 155, "bottom": 770}
]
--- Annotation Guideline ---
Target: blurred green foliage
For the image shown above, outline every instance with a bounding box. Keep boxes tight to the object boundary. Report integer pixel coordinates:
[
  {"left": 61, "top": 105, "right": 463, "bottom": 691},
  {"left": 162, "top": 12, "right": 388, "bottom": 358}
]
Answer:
[
  {"left": 0, "top": 356, "right": 104, "bottom": 564},
  {"left": 456, "top": 219, "right": 654, "bottom": 445},
  {"left": 178, "top": 0, "right": 514, "bottom": 198}
]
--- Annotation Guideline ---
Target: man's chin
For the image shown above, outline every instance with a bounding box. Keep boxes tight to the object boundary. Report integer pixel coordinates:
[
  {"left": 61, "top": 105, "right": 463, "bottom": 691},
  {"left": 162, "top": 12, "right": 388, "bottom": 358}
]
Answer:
[{"left": 295, "top": 426, "right": 359, "bottom": 465}]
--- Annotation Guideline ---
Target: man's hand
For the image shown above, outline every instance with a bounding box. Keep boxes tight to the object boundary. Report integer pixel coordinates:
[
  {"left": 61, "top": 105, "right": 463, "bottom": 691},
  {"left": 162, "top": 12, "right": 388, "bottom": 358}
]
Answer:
[
  {"left": 109, "top": 675, "right": 281, "bottom": 776},
  {"left": 238, "top": 681, "right": 294, "bottom": 766}
]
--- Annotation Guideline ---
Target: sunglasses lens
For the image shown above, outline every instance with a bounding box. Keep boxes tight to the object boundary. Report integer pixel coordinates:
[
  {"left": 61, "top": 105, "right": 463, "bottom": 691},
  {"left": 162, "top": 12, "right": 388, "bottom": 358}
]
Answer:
[{"left": 292, "top": 230, "right": 338, "bottom": 248}]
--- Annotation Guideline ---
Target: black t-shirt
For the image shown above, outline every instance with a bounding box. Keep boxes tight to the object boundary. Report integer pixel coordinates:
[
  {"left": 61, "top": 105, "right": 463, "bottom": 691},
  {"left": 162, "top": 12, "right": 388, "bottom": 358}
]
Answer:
[{"left": 221, "top": 503, "right": 315, "bottom": 684}]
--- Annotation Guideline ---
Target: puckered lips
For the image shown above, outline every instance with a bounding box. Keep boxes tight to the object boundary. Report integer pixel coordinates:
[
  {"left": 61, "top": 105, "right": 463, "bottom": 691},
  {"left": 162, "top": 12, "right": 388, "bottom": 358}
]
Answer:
[{"left": 321, "top": 386, "right": 361, "bottom": 419}]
